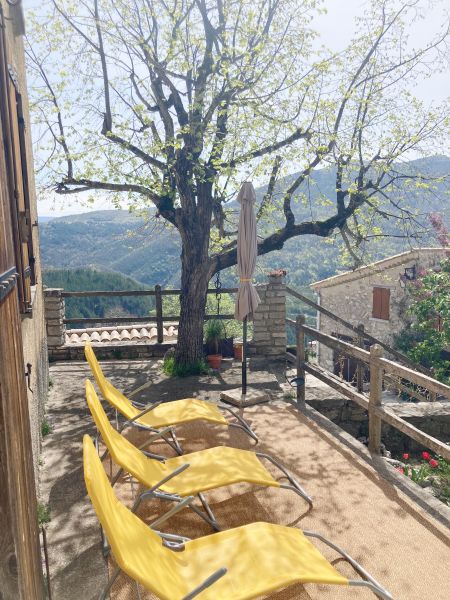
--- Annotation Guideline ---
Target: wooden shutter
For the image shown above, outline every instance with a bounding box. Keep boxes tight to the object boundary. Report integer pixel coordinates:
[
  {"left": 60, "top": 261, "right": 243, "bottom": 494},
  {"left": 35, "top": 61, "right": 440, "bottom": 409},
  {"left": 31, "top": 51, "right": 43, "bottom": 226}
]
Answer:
[
  {"left": 2, "top": 57, "right": 35, "bottom": 311},
  {"left": 0, "top": 5, "right": 45, "bottom": 597},
  {"left": 372, "top": 287, "right": 390, "bottom": 320}
]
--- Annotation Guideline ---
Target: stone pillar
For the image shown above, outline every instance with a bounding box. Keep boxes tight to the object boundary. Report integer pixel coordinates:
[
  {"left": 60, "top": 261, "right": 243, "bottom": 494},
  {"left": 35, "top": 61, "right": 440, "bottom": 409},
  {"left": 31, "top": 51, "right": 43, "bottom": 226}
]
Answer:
[
  {"left": 251, "top": 272, "right": 287, "bottom": 356},
  {"left": 44, "top": 288, "right": 65, "bottom": 348}
]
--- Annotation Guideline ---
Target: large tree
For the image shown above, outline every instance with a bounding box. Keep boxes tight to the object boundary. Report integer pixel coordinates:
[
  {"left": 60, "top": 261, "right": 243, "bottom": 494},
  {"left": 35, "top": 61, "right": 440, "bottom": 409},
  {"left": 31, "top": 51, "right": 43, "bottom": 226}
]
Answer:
[{"left": 26, "top": 0, "right": 449, "bottom": 365}]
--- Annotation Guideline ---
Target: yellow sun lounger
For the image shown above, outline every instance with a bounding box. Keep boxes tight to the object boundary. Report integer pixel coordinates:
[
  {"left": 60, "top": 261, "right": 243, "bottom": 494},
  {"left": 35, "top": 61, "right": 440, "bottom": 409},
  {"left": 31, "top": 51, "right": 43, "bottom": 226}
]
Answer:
[
  {"left": 85, "top": 343, "right": 257, "bottom": 454},
  {"left": 86, "top": 379, "right": 312, "bottom": 531},
  {"left": 83, "top": 434, "right": 393, "bottom": 600}
]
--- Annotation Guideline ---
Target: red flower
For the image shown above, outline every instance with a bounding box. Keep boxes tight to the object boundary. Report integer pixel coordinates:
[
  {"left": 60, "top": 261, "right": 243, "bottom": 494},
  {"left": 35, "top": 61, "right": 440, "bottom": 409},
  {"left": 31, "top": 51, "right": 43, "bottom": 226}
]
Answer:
[
  {"left": 429, "top": 459, "right": 439, "bottom": 468},
  {"left": 396, "top": 467, "right": 404, "bottom": 474},
  {"left": 402, "top": 453, "right": 409, "bottom": 460},
  {"left": 422, "top": 451, "right": 431, "bottom": 460}
]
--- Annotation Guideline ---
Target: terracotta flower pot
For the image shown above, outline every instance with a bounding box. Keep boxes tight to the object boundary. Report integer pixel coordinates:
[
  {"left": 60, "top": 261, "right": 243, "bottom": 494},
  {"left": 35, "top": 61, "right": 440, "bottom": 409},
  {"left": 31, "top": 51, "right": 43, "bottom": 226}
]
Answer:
[
  {"left": 207, "top": 354, "right": 222, "bottom": 370},
  {"left": 233, "top": 343, "right": 243, "bottom": 361}
]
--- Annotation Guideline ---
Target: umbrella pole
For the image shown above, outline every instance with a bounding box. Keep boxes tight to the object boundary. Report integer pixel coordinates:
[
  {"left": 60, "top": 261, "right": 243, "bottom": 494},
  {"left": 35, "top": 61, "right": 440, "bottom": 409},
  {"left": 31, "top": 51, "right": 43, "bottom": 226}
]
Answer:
[{"left": 242, "top": 316, "right": 247, "bottom": 396}]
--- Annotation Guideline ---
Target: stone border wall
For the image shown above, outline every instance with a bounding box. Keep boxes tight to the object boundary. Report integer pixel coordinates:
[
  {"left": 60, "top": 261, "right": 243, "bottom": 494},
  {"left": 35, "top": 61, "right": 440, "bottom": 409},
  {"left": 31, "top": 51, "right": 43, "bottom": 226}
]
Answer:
[
  {"left": 250, "top": 274, "right": 287, "bottom": 357},
  {"left": 48, "top": 343, "right": 174, "bottom": 362},
  {"left": 44, "top": 288, "right": 65, "bottom": 348}
]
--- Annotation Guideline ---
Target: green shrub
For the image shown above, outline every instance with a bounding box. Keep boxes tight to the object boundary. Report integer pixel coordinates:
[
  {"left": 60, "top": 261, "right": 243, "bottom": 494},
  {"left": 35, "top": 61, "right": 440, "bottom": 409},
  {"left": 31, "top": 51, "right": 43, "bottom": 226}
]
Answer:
[
  {"left": 41, "top": 419, "right": 53, "bottom": 437},
  {"left": 162, "top": 356, "right": 209, "bottom": 377},
  {"left": 37, "top": 502, "right": 51, "bottom": 526}
]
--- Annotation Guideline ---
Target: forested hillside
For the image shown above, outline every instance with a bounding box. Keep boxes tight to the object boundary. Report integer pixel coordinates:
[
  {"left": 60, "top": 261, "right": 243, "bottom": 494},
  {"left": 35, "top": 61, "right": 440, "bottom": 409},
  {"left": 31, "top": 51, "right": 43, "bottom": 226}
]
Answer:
[
  {"left": 40, "top": 156, "right": 450, "bottom": 292},
  {"left": 43, "top": 268, "right": 154, "bottom": 320}
]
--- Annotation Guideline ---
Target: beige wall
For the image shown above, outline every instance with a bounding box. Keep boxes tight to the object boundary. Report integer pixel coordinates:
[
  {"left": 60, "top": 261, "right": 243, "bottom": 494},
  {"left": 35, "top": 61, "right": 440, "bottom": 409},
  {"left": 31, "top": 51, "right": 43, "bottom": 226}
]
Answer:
[
  {"left": 315, "top": 249, "right": 447, "bottom": 371},
  {"left": 3, "top": 1, "right": 48, "bottom": 478}
]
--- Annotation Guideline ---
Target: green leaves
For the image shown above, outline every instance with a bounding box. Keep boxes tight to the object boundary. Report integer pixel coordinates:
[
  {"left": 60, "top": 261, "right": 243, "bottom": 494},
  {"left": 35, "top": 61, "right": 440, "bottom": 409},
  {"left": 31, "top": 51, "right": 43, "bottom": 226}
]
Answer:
[{"left": 401, "top": 258, "right": 450, "bottom": 384}]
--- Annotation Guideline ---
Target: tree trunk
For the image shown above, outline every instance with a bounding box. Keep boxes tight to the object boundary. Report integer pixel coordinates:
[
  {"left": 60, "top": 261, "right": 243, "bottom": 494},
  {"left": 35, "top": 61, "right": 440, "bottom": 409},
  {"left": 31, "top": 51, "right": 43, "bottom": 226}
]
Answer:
[{"left": 174, "top": 214, "right": 212, "bottom": 366}]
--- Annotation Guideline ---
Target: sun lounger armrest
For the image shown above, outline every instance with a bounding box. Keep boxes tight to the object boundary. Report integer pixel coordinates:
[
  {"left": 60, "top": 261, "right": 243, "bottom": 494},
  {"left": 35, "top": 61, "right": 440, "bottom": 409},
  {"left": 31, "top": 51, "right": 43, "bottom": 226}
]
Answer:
[
  {"left": 155, "top": 531, "right": 192, "bottom": 544},
  {"left": 181, "top": 568, "right": 228, "bottom": 600},
  {"left": 119, "top": 401, "right": 164, "bottom": 431}
]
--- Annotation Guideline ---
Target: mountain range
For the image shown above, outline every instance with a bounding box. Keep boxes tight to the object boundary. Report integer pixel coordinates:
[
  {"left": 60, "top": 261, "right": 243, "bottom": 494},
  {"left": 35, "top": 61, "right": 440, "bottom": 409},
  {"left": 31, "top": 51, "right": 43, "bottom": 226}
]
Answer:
[{"left": 39, "top": 155, "right": 450, "bottom": 292}]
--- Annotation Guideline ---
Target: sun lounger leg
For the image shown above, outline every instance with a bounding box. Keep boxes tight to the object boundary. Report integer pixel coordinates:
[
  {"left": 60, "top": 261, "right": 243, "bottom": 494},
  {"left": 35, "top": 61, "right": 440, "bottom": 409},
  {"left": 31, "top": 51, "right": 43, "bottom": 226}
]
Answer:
[
  {"left": 304, "top": 531, "right": 393, "bottom": 600},
  {"left": 170, "top": 428, "right": 184, "bottom": 455},
  {"left": 219, "top": 405, "right": 258, "bottom": 443},
  {"left": 256, "top": 453, "right": 313, "bottom": 508},
  {"left": 131, "top": 423, "right": 183, "bottom": 456},
  {"left": 100, "top": 526, "right": 110, "bottom": 557},
  {"left": 111, "top": 467, "right": 123, "bottom": 487},
  {"left": 197, "top": 493, "right": 221, "bottom": 531},
  {"left": 98, "top": 565, "right": 121, "bottom": 600},
  {"left": 134, "top": 580, "right": 142, "bottom": 600}
]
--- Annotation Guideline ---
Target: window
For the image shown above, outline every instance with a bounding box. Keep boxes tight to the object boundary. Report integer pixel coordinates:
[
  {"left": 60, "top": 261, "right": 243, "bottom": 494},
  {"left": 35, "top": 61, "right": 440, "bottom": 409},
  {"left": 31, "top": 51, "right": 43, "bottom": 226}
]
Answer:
[
  {"left": 0, "top": 26, "right": 36, "bottom": 313},
  {"left": 372, "top": 287, "right": 390, "bottom": 320}
]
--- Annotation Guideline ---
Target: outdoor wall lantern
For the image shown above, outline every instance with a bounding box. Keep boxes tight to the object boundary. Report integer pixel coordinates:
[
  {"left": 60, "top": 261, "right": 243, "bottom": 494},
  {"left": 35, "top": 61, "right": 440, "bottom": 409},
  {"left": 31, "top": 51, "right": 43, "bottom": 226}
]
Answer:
[
  {"left": 399, "top": 264, "right": 417, "bottom": 287},
  {"left": 404, "top": 265, "right": 417, "bottom": 280}
]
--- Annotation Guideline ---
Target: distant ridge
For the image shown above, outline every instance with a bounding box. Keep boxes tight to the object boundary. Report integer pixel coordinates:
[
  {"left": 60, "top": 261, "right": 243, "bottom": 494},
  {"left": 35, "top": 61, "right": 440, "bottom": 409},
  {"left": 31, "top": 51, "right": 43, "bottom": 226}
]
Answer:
[{"left": 40, "top": 155, "right": 449, "bottom": 290}]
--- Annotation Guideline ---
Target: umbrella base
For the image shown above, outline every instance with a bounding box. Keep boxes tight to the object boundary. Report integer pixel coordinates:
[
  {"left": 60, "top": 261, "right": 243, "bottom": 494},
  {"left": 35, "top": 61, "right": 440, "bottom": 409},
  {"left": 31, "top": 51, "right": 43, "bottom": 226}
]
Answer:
[{"left": 220, "top": 387, "right": 270, "bottom": 408}]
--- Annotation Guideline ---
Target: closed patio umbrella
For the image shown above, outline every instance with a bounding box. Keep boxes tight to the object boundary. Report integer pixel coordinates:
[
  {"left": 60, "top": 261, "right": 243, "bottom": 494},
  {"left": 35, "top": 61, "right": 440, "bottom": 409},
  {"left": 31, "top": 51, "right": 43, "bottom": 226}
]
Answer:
[{"left": 234, "top": 181, "right": 260, "bottom": 395}]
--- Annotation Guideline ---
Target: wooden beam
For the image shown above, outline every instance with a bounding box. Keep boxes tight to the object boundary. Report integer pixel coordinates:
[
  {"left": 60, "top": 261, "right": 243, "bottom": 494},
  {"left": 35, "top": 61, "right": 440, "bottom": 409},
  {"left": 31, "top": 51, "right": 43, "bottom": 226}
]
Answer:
[
  {"left": 63, "top": 313, "right": 235, "bottom": 325},
  {"left": 373, "top": 406, "right": 450, "bottom": 461},
  {"left": 368, "top": 345, "right": 383, "bottom": 454},
  {"left": 61, "top": 287, "right": 238, "bottom": 298},
  {"left": 303, "top": 362, "right": 369, "bottom": 410},
  {"left": 295, "top": 315, "right": 306, "bottom": 406},
  {"left": 286, "top": 286, "right": 431, "bottom": 375},
  {"left": 378, "top": 357, "right": 450, "bottom": 400},
  {"left": 155, "top": 285, "right": 163, "bottom": 344},
  {"left": 302, "top": 324, "right": 370, "bottom": 362}
]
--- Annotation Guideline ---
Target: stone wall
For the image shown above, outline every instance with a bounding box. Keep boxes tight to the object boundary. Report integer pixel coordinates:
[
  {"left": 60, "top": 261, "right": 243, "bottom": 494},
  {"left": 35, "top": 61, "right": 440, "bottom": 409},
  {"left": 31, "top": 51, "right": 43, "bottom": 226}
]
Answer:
[
  {"left": 315, "top": 249, "right": 447, "bottom": 371},
  {"left": 308, "top": 397, "right": 450, "bottom": 455},
  {"left": 48, "top": 343, "right": 173, "bottom": 362},
  {"left": 251, "top": 274, "right": 287, "bottom": 357}
]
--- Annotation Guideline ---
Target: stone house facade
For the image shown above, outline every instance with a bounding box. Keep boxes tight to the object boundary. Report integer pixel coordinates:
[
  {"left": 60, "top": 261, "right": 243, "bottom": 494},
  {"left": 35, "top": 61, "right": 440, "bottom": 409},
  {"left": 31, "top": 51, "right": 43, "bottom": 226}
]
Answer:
[{"left": 311, "top": 248, "right": 448, "bottom": 375}]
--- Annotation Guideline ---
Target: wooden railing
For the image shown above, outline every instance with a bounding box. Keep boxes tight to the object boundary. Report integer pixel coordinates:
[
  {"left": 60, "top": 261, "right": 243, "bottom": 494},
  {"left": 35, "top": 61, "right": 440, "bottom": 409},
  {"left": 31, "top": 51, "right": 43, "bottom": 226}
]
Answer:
[
  {"left": 287, "top": 315, "right": 450, "bottom": 461},
  {"left": 286, "top": 286, "right": 432, "bottom": 376},
  {"left": 61, "top": 286, "right": 237, "bottom": 343}
]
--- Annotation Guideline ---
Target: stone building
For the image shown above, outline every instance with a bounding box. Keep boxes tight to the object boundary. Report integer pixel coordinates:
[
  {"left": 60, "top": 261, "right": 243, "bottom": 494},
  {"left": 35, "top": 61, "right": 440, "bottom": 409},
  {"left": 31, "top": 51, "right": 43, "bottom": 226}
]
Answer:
[
  {"left": 311, "top": 248, "right": 447, "bottom": 376},
  {"left": 0, "top": 1, "right": 48, "bottom": 596}
]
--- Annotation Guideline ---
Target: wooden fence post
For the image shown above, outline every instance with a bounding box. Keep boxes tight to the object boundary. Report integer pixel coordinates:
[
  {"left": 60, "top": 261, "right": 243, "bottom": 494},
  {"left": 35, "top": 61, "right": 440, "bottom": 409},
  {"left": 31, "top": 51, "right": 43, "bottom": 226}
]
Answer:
[
  {"left": 368, "top": 344, "right": 383, "bottom": 453},
  {"left": 296, "top": 314, "right": 306, "bottom": 407},
  {"left": 429, "top": 367, "right": 437, "bottom": 402},
  {"left": 356, "top": 324, "right": 365, "bottom": 393},
  {"left": 155, "top": 285, "right": 163, "bottom": 344}
]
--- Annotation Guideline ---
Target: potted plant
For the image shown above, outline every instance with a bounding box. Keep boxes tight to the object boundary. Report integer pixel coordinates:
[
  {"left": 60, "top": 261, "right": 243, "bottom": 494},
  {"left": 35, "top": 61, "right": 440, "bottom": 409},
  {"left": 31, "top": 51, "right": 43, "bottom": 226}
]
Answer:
[
  {"left": 205, "top": 319, "right": 224, "bottom": 369},
  {"left": 233, "top": 338, "right": 243, "bottom": 361}
]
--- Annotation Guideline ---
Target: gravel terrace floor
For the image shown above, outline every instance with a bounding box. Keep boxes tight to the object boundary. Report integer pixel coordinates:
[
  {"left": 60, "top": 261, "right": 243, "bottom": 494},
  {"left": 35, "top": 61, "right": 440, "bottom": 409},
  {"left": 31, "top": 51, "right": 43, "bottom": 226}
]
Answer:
[{"left": 40, "top": 357, "right": 450, "bottom": 600}]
